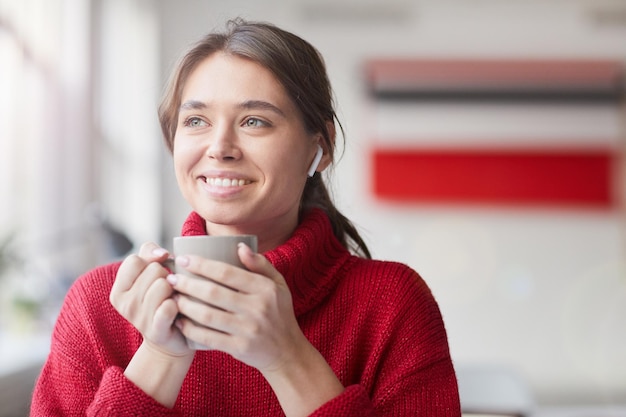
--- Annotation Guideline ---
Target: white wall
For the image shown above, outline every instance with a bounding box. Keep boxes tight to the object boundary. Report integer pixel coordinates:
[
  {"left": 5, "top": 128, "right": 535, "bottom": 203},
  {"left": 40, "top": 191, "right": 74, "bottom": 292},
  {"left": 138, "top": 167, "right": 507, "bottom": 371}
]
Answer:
[
  {"left": 95, "top": 0, "right": 163, "bottom": 248},
  {"left": 156, "top": 0, "right": 626, "bottom": 405}
]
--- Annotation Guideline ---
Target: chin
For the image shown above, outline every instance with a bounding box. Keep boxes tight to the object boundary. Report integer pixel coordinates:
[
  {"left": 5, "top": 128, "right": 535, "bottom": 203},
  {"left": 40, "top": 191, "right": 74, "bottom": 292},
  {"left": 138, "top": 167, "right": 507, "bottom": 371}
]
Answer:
[{"left": 196, "top": 205, "right": 251, "bottom": 225}]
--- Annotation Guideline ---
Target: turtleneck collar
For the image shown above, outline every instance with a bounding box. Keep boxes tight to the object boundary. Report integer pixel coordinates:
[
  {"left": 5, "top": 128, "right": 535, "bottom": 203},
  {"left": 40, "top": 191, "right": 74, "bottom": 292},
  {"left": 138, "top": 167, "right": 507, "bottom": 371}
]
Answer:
[{"left": 179, "top": 209, "right": 353, "bottom": 316}]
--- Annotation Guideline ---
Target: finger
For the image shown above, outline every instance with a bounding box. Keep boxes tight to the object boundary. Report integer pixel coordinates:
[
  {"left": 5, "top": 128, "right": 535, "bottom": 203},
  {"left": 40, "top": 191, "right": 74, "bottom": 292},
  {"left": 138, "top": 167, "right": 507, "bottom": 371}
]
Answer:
[
  {"left": 169, "top": 273, "right": 242, "bottom": 312},
  {"left": 176, "top": 294, "right": 237, "bottom": 334},
  {"left": 111, "top": 254, "right": 148, "bottom": 296},
  {"left": 110, "top": 263, "right": 168, "bottom": 322},
  {"left": 238, "top": 243, "right": 286, "bottom": 286},
  {"left": 111, "top": 243, "right": 169, "bottom": 296},
  {"left": 144, "top": 297, "right": 183, "bottom": 347},
  {"left": 129, "top": 262, "right": 166, "bottom": 301},
  {"left": 143, "top": 276, "right": 175, "bottom": 316},
  {"left": 138, "top": 242, "right": 170, "bottom": 263},
  {"left": 176, "top": 314, "right": 232, "bottom": 351},
  {"left": 152, "top": 298, "right": 179, "bottom": 335},
  {"left": 114, "top": 260, "right": 168, "bottom": 302},
  {"left": 175, "top": 255, "right": 247, "bottom": 292}
]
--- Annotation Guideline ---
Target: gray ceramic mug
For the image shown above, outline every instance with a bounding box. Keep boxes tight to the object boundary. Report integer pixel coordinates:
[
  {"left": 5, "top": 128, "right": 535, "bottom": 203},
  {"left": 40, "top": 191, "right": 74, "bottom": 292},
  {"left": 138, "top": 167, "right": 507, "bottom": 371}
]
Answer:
[{"left": 166, "top": 235, "right": 258, "bottom": 350}]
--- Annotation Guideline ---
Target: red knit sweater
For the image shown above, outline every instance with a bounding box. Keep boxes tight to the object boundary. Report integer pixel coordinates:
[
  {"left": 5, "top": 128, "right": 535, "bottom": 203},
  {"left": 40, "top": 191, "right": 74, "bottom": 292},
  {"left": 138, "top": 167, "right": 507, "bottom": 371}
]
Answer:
[{"left": 31, "top": 209, "right": 460, "bottom": 416}]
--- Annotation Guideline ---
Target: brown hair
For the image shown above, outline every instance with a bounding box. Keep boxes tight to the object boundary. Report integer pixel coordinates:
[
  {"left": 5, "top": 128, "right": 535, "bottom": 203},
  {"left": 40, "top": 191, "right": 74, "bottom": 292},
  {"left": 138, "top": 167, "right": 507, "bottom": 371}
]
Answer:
[{"left": 158, "top": 19, "right": 371, "bottom": 258}]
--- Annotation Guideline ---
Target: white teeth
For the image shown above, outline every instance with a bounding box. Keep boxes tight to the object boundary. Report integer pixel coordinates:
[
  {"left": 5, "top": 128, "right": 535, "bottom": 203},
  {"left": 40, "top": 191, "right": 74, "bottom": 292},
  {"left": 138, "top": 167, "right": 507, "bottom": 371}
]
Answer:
[{"left": 205, "top": 178, "right": 249, "bottom": 187}]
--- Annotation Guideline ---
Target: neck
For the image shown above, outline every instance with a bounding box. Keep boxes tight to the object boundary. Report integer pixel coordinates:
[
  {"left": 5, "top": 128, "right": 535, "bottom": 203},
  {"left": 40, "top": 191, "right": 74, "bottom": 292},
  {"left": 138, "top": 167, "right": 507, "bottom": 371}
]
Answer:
[{"left": 204, "top": 212, "right": 300, "bottom": 253}]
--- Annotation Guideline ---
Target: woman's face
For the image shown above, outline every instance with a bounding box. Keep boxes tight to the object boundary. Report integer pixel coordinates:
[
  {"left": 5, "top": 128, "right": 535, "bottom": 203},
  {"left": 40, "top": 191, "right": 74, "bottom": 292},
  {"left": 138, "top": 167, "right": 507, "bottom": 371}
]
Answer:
[{"left": 173, "top": 52, "right": 323, "bottom": 248}]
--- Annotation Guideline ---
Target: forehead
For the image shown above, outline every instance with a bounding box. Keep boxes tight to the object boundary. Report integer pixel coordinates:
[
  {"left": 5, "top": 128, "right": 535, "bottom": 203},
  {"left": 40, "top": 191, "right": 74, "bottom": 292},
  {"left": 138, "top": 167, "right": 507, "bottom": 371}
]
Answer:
[{"left": 181, "top": 52, "right": 291, "bottom": 107}]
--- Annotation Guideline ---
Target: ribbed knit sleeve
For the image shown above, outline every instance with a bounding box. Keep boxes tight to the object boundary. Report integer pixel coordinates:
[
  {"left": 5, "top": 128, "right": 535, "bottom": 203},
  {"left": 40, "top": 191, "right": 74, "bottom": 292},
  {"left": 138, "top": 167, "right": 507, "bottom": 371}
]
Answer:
[
  {"left": 86, "top": 367, "right": 179, "bottom": 416},
  {"left": 310, "top": 385, "right": 376, "bottom": 416},
  {"left": 31, "top": 263, "right": 180, "bottom": 417},
  {"left": 301, "top": 258, "right": 460, "bottom": 416}
]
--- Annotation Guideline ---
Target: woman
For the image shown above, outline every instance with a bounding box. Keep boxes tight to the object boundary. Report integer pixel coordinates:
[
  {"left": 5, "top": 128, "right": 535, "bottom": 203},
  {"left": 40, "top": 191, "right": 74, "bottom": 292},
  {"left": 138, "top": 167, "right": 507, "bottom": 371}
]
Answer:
[{"left": 32, "top": 19, "right": 460, "bottom": 416}]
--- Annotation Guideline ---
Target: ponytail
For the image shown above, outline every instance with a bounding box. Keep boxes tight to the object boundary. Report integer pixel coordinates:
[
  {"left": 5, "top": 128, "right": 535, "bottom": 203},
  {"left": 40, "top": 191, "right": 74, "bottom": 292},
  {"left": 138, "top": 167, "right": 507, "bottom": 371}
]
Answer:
[{"left": 301, "top": 175, "right": 371, "bottom": 259}]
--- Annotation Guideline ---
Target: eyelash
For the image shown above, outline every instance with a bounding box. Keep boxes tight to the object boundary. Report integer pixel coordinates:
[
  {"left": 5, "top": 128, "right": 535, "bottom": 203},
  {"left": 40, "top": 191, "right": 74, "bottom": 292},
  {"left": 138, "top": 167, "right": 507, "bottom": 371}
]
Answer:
[
  {"left": 182, "top": 116, "right": 207, "bottom": 128},
  {"left": 243, "top": 117, "right": 270, "bottom": 128}
]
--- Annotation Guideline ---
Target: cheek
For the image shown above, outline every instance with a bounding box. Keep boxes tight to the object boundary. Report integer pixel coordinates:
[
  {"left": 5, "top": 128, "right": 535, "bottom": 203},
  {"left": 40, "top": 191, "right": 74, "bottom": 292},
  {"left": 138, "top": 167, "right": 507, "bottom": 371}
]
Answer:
[
  {"left": 173, "top": 139, "right": 200, "bottom": 169},
  {"left": 267, "top": 156, "right": 309, "bottom": 199},
  {"left": 172, "top": 144, "right": 199, "bottom": 190},
  {"left": 172, "top": 148, "right": 185, "bottom": 176},
  {"left": 264, "top": 140, "right": 310, "bottom": 175}
]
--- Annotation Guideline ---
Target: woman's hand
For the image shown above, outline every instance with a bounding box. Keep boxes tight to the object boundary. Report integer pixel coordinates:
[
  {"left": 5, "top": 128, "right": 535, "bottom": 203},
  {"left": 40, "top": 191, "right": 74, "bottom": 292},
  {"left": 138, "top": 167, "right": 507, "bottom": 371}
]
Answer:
[
  {"left": 172, "top": 243, "right": 344, "bottom": 415},
  {"left": 110, "top": 243, "right": 195, "bottom": 407},
  {"left": 155, "top": 242, "right": 344, "bottom": 415},
  {"left": 110, "top": 242, "right": 191, "bottom": 357},
  {"left": 170, "top": 243, "right": 304, "bottom": 371}
]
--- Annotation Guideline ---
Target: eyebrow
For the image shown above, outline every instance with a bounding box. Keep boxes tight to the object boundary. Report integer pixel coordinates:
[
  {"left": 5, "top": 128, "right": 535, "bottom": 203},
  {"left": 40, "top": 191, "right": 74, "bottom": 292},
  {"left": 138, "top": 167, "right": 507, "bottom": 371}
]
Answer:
[
  {"left": 180, "top": 100, "right": 207, "bottom": 111},
  {"left": 179, "top": 99, "right": 286, "bottom": 117},
  {"left": 239, "top": 100, "right": 285, "bottom": 117}
]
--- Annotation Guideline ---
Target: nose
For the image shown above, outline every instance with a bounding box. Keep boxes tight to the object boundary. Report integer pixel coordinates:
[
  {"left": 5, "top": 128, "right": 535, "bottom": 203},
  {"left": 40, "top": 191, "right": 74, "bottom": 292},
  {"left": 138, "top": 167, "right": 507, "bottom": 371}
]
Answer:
[{"left": 206, "top": 125, "right": 241, "bottom": 161}]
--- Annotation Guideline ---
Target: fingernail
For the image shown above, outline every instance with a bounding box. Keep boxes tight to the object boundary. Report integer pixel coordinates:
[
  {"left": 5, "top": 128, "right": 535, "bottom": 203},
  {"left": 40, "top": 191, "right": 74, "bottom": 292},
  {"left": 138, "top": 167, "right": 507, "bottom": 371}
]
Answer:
[
  {"left": 175, "top": 255, "right": 189, "bottom": 267},
  {"left": 152, "top": 248, "right": 168, "bottom": 257},
  {"left": 166, "top": 274, "right": 178, "bottom": 286},
  {"left": 238, "top": 242, "right": 253, "bottom": 255}
]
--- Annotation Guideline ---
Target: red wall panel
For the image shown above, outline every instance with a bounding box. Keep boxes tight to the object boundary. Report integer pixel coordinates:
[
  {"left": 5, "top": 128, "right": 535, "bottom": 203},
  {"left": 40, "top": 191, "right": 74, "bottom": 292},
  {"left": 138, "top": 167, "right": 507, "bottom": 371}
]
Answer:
[{"left": 372, "top": 147, "right": 617, "bottom": 208}]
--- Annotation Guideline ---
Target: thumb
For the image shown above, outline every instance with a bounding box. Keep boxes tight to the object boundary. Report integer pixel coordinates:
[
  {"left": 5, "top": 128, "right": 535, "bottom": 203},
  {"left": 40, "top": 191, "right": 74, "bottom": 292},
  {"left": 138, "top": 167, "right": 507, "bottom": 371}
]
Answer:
[
  {"left": 237, "top": 243, "right": 286, "bottom": 285},
  {"left": 138, "top": 241, "right": 170, "bottom": 263}
]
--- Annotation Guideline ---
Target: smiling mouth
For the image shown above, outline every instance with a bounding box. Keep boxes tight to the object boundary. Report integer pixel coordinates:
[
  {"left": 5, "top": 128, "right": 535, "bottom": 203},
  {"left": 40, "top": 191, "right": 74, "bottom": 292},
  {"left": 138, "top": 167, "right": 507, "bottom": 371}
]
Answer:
[{"left": 203, "top": 177, "right": 251, "bottom": 187}]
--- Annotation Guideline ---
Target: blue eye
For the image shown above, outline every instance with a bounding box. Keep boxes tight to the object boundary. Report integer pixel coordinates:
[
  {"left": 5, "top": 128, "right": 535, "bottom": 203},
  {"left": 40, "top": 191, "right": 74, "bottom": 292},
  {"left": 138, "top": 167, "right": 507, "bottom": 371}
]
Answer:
[
  {"left": 244, "top": 118, "right": 268, "bottom": 128},
  {"left": 184, "top": 117, "right": 207, "bottom": 127}
]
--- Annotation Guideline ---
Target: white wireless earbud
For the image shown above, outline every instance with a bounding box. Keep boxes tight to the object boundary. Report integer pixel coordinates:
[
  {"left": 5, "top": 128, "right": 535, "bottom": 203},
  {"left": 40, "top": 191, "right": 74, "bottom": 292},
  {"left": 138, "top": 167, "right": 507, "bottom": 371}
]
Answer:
[{"left": 307, "top": 145, "right": 324, "bottom": 177}]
